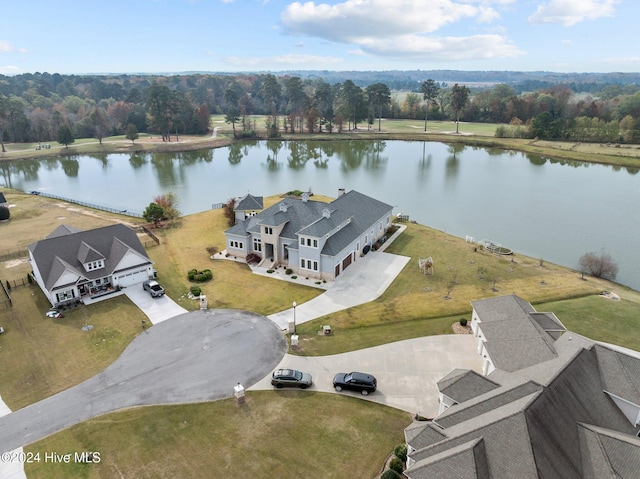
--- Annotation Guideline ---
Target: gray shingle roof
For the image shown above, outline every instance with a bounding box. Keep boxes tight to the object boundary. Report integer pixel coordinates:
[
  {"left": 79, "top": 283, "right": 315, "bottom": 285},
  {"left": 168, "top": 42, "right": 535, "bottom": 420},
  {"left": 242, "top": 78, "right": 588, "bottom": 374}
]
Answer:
[
  {"left": 473, "top": 295, "right": 566, "bottom": 372},
  {"left": 224, "top": 191, "right": 393, "bottom": 258},
  {"left": 595, "top": 344, "right": 640, "bottom": 406},
  {"left": 45, "top": 224, "right": 82, "bottom": 238},
  {"left": 406, "top": 326, "right": 640, "bottom": 479},
  {"left": 234, "top": 193, "right": 263, "bottom": 211},
  {"left": 437, "top": 369, "right": 501, "bottom": 405},
  {"left": 29, "top": 224, "right": 151, "bottom": 290}
]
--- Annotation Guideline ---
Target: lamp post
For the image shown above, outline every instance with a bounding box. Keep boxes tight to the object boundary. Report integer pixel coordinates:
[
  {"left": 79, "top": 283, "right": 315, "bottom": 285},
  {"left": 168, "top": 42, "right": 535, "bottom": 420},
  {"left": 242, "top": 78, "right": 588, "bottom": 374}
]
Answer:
[{"left": 292, "top": 301, "right": 297, "bottom": 334}]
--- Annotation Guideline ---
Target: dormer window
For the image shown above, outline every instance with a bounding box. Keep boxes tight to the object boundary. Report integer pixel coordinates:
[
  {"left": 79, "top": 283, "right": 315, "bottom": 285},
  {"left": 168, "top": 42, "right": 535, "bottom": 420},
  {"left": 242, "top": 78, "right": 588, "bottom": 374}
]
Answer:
[
  {"left": 264, "top": 226, "right": 273, "bottom": 235},
  {"left": 86, "top": 259, "right": 105, "bottom": 271}
]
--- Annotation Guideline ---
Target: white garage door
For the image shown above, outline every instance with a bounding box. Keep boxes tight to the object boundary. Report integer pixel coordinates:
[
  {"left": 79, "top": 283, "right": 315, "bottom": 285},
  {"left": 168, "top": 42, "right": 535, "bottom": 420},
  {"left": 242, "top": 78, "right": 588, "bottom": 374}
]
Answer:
[{"left": 117, "top": 269, "right": 148, "bottom": 287}]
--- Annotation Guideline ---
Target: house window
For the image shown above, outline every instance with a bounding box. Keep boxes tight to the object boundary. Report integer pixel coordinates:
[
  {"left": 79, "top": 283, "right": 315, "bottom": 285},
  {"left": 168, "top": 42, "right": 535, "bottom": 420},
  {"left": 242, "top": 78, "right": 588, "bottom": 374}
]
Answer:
[
  {"left": 253, "top": 238, "right": 262, "bottom": 252},
  {"left": 264, "top": 227, "right": 273, "bottom": 235},
  {"left": 300, "top": 258, "right": 319, "bottom": 271},
  {"left": 313, "top": 239, "right": 318, "bottom": 248},
  {"left": 229, "top": 240, "right": 244, "bottom": 249}
]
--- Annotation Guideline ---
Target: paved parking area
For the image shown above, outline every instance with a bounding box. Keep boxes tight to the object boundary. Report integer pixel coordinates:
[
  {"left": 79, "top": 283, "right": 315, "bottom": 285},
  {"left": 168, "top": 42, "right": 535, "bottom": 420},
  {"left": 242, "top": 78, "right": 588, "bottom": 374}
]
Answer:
[
  {"left": 250, "top": 334, "right": 483, "bottom": 418},
  {"left": 125, "top": 286, "right": 189, "bottom": 324}
]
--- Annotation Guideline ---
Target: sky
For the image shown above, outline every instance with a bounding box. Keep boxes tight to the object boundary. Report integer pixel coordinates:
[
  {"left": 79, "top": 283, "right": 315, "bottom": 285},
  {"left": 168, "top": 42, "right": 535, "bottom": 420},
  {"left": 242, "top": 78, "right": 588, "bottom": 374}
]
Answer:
[{"left": 1, "top": 0, "right": 638, "bottom": 75}]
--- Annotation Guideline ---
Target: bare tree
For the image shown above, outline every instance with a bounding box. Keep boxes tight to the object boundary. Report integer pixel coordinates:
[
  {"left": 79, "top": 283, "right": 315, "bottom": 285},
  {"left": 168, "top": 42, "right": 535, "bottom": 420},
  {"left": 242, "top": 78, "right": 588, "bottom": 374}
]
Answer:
[{"left": 578, "top": 251, "right": 618, "bottom": 280}]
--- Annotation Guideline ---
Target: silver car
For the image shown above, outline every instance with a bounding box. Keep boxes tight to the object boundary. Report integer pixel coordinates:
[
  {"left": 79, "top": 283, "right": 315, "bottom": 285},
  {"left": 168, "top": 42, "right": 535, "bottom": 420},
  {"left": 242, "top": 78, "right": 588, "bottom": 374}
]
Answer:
[{"left": 143, "top": 280, "right": 165, "bottom": 297}]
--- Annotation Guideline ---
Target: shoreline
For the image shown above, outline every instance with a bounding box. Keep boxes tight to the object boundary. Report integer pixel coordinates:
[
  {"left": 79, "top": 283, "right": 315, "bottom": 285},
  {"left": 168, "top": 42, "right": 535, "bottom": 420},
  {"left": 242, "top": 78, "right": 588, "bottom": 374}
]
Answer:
[{"left": 2, "top": 129, "right": 640, "bottom": 169}]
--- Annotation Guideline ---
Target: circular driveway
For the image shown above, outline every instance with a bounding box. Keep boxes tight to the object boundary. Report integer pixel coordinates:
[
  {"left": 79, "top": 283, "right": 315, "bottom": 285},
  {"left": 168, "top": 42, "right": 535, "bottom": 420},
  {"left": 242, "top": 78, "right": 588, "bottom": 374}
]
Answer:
[{"left": 0, "top": 309, "right": 286, "bottom": 453}]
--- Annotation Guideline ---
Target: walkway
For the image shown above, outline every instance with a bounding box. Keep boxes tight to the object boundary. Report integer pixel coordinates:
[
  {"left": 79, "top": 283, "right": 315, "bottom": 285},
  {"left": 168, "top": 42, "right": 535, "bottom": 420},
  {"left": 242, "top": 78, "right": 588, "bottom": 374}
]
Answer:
[{"left": 268, "top": 251, "right": 410, "bottom": 330}]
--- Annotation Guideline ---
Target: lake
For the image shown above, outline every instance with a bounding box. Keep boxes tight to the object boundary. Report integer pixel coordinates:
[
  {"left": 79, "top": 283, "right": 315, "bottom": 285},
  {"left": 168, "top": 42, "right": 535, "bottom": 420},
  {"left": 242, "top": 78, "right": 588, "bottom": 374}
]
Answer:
[{"left": 2, "top": 139, "right": 639, "bottom": 290}]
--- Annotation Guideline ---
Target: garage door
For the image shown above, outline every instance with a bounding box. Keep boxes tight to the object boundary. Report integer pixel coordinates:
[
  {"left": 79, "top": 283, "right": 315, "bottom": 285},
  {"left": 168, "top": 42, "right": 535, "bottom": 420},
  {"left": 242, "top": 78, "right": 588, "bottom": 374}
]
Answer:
[
  {"left": 342, "top": 253, "right": 353, "bottom": 270},
  {"left": 117, "top": 269, "right": 148, "bottom": 287}
]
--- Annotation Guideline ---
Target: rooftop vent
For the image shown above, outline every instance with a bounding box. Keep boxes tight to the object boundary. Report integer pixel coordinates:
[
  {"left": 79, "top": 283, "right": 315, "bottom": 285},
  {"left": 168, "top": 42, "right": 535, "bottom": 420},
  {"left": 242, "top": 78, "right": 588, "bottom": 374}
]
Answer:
[{"left": 279, "top": 202, "right": 288, "bottom": 213}]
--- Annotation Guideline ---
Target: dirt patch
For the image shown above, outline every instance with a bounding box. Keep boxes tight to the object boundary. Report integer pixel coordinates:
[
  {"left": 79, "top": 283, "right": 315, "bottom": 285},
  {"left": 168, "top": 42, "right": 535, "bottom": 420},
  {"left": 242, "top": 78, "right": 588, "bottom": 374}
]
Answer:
[{"left": 452, "top": 322, "right": 472, "bottom": 334}]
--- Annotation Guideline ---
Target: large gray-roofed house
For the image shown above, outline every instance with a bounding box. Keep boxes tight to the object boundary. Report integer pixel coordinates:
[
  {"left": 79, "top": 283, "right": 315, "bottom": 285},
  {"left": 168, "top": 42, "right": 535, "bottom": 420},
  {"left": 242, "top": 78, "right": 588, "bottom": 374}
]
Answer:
[
  {"left": 224, "top": 190, "right": 393, "bottom": 280},
  {"left": 28, "top": 224, "right": 154, "bottom": 307},
  {"left": 404, "top": 295, "right": 640, "bottom": 479},
  {"left": 470, "top": 295, "right": 567, "bottom": 375}
]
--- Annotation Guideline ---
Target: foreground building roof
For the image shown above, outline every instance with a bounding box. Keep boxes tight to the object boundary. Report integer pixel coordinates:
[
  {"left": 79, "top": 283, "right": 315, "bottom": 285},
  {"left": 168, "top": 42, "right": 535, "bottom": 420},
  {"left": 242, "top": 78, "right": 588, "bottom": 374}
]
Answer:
[{"left": 405, "top": 296, "right": 640, "bottom": 479}]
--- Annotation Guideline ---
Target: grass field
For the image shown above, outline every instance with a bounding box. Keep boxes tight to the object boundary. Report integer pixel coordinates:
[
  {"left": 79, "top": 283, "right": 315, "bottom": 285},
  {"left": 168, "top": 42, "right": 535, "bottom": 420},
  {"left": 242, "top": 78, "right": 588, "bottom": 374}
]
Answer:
[{"left": 24, "top": 392, "right": 409, "bottom": 479}]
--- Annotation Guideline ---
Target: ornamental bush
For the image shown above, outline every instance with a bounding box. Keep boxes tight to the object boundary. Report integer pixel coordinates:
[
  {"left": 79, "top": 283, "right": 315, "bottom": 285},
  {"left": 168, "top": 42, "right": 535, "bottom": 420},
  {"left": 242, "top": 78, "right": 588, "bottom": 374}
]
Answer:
[
  {"left": 389, "top": 457, "right": 404, "bottom": 474},
  {"left": 459, "top": 318, "right": 468, "bottom": 327},
  {"left": 381, "top": 470, "right": 401, "bottom": 479},
  {"left": 190, "top": 285, "right": 201, "bottom": 296},
  {"left": 187, "top": 268, "right": 213, "bottom": 282},
  {"left": 393, "top": 443, "right": 408, "bottom": 462}
]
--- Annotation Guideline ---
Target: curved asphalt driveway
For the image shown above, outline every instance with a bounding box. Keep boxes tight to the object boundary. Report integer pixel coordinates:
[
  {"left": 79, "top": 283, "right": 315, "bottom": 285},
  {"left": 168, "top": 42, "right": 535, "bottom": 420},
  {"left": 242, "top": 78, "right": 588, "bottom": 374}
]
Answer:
[{"left": 0, "top": 309, "right": 286, "bottom": 453}]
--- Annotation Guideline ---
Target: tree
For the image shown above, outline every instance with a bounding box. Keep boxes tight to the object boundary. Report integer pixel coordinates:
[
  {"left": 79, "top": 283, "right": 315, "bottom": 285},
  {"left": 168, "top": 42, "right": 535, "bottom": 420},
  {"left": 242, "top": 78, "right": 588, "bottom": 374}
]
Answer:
[
  {"left": 143, "top": 202, "right": 164, "bottom": 227},
  {"left": 421, "top": 79, "right": 440, "bottom": 131},
  {"left": 222, "top": 197, "right": 236, "bottom": 227},
  {"left": 146, "top": 83, "right": 175, "bottom": 141},
  {"left": 578, "top": 251, "right": 618, "bottom": 280},
  {"left": 57, "top": 124, "right": 75, "bottom": 147},
  {"left": 0, "top": 94, "right": 7, "bottom": 152},
  {"left": 224, "top": 86, "right": 241, "bottom": 137},
  {"left": 450, "top": 84, "right": 471, "bottom": 133},
  {"left": 154, "top": 192, "right": 180, "bottom": 223},
  {"left": 126, "top": 123, "right": 139, "bottom": 144},
  {"left": 89, "top": 107, "right": 109, "bottom": 144},
  {"left": 366, "top": 83, "right": 391, "bottom": 131},
  {"left": 259, "top": 74, "right": 282, "bottom": 114}
]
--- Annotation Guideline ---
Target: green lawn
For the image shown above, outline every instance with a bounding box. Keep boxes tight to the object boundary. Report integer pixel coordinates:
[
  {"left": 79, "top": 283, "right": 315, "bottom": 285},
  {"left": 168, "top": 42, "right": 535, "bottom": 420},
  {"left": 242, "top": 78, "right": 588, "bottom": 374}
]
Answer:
[
  {"left": 25, "top": 391, "right": 409, "bottom": 479},
  {"left": 539, "top": 295, "right": 640, "bottom": 351}
]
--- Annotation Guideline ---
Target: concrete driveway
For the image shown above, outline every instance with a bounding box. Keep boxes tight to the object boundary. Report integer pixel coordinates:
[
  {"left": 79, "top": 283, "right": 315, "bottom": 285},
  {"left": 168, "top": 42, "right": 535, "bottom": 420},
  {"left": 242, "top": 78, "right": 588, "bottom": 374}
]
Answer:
[
  {"left": 268, "top": 251, "right": 410, "bottom": 330},
  {"left": 125, "top": 285, "right": 188, "bottom": 324},
  {"left": 0, "top": 310, "right": 286, "bottom": 453},
  {"left": 250, "top": 334, "right": 483, "bottom": 418}
]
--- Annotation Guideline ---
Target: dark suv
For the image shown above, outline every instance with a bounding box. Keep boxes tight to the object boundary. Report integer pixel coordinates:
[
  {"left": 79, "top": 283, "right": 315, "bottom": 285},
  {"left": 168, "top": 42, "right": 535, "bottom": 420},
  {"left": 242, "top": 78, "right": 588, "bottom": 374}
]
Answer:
[{"left": 333, "top": 371, "right": 377, "bottom": 395}]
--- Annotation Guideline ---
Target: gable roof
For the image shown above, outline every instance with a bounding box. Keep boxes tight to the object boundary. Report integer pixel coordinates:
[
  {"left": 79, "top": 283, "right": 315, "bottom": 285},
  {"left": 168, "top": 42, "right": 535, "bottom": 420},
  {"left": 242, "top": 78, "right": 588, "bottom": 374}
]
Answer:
[
  {"left": 472, "top": 295, "right": 567, "bottom": 372},
  {"left": 225, "top": 190, "right": 393, "bottom": 258},
  {"left": 29, "top": 224, "right": 151, "bottom": 290},
  {"left": 437, "top": 369, "right": 501, "bottom": 405},
  {"left": 405, "top": 339, "right": 640, "bottom": 479},
  {"left": 234, "top": 193, "right": 263, "bottom": 211}
]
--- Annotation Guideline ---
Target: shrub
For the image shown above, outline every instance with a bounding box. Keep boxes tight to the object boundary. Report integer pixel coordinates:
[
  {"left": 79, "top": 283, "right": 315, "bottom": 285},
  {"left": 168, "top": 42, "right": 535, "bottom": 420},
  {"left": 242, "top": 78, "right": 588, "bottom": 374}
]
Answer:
[
  {"left": 381, "top": 471, "right": 401, "bottom": 479},
  {"left": 206, "top": 246, "right": 219, "bottom": 256},
  {"left": 393, "top": 443, "right": 408, "bottom": 462},
  {"left": 190, "top": 285, "right": 201, "bottom": 296},
  {"left": 291, "top": 276, "right": 297, "bottom": 279},
  {"left": 389, "top": 457, "right": 404, "bottom": 474},
  {"left": 459, "top": 318, "right": 468, "bottom": 327},
  {"left": 188, "top": 268, "right": 213, "bottom": 282},
  {"left": 285, "top": 268, "right": 293, "bottom": 275},
  {"left": 246, "top": 253, "right": 261, "bottom": 264},
  {"left": 267, "top": 269, "right": 274, "bottom": 274}
]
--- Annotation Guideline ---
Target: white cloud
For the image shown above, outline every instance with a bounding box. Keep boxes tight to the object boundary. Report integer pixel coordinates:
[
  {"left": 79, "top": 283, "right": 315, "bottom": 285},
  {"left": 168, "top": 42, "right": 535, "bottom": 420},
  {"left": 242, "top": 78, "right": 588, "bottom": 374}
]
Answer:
[
  {"left": 0, "top": 41, "right": 28, "bottom": 54},
  {"left": 528, "top": 0, "right": 620, "bottom": 26},
  {"left": 359, "top": 33, "right": 522, "bottom": 61},
  {"left": 0, "top": 65, "right": 22, "bottom": 75},
  {"left": 280, "top": 0, "right": 520, "bottom": 63},
  {"left": 281, "top": 0, "right": 480, "bottom": 40},
  {"left": 224, "top": 53, "right": 343, "bottom": 68}
]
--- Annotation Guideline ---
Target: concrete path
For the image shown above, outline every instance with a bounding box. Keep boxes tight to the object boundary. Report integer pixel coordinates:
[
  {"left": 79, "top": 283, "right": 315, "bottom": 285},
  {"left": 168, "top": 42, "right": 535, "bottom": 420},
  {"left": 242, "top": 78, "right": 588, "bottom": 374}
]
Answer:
[
  {"left": 250, "top": 335, "right": 483, "bottom": 418},
  {"left": 268, "top": 251, "right": 410, "bottom": 330},
  {"left": 0, "top": 310, "right": 286, "bottom": 453}
]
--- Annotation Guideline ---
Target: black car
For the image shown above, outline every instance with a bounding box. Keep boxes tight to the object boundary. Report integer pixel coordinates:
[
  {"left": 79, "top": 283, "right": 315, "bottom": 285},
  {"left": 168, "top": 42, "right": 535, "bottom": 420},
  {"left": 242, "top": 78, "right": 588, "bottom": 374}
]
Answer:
[
  {"left": 333, "top": 371, "right": 377, "bottom": 395},
  {"left": 271, "top": 369, "right": 313, "bottom": 389}
]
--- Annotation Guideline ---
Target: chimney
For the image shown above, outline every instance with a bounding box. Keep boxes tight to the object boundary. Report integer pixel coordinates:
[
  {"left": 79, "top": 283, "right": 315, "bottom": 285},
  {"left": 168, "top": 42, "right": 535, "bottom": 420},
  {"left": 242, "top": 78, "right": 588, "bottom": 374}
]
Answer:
[{"left": 338, "top": 188, "right": 345, "bottom": 197}]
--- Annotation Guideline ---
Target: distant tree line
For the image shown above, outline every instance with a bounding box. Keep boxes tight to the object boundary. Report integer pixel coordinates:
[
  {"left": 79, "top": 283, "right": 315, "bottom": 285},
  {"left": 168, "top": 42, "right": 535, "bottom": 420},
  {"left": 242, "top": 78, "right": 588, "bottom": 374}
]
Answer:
[{"left": 0, "top": 71, "right": 639, "bottom": 148}]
